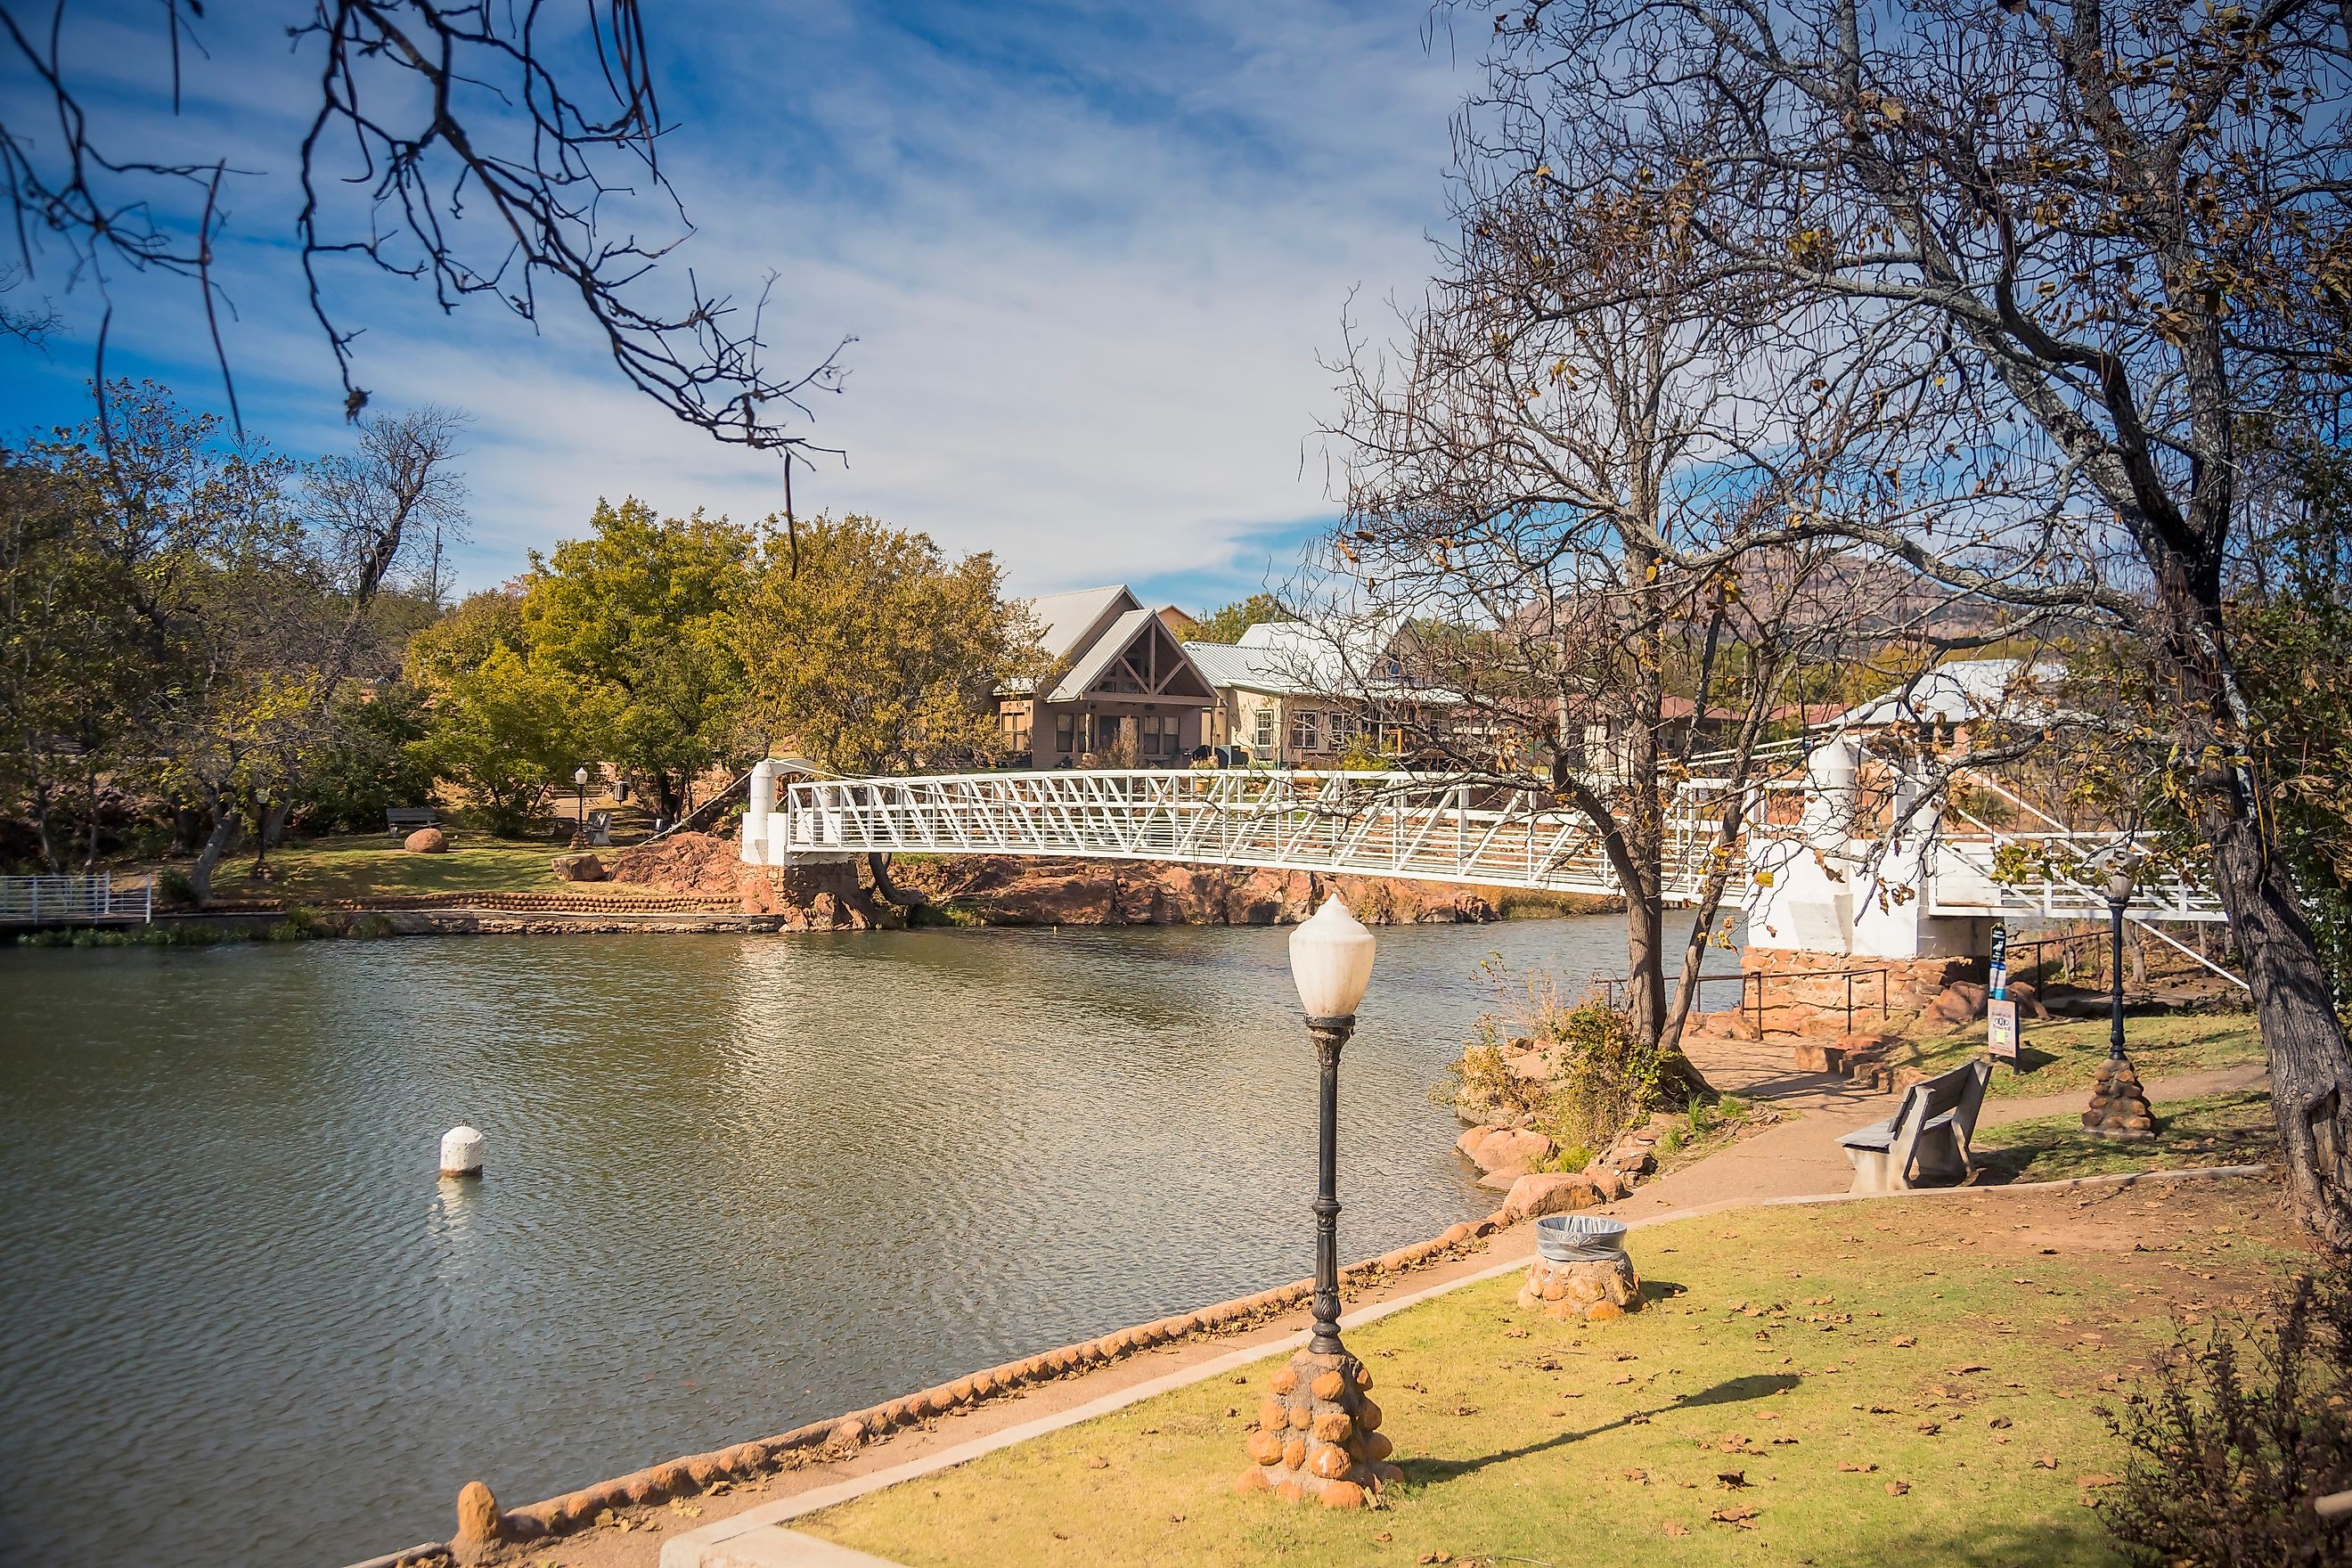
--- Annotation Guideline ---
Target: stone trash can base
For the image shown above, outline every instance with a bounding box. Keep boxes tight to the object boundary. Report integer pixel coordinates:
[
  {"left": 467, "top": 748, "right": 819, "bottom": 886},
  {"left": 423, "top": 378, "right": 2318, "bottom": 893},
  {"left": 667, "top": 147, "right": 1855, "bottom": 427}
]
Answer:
[{"left": 1517, "top": 1252, "right": 1642, "bottom": 1321}]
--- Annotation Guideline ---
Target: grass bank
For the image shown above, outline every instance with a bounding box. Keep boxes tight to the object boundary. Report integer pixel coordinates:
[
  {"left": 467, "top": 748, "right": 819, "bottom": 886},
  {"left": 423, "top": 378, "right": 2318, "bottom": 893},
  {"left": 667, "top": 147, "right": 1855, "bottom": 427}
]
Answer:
[
  {"left": 1974, "top": 1090, "right": 2278, "bottom": 1183},
  {"left": 160, "top": 834, "right": 681, "bottom": 905},
  {"left": 801, "top": 1175, "right": 2299, "bottom": 1568},
  {"left": 1899, "top": 1011, "right": 2266, "bottom": 1102}
]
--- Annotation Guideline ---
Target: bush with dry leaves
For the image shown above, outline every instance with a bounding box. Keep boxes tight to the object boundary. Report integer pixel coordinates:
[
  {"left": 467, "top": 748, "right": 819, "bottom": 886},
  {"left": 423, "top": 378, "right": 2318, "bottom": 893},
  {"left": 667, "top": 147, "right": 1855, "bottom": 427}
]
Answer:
[{"left": 2101, "top": 1253, "right": 2352, "bottom": 1566}]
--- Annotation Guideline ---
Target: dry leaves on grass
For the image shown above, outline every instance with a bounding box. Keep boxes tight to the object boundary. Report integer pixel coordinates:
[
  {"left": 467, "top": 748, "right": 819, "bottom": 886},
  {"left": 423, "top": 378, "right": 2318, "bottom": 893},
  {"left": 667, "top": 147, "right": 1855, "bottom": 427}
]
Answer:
[{"left": 1711, "top": 1506, "right": 1760, "bottom": 1528}]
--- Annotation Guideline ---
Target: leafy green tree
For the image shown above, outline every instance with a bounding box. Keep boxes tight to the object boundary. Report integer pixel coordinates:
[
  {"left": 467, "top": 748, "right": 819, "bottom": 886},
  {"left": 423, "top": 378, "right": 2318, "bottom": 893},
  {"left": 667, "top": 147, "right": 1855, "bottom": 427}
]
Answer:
[
  {"left": 290, "top": 682, "right": 437, "bottom": 835},
  {"left": 521, "top": 499, "right": 752, "bottom": 816},
  {"left": 1192, "top": 592, "right": 1289, "bottom": 645},
  {"left": 409, "top": 646, "right": 601, "bottom": 835}
]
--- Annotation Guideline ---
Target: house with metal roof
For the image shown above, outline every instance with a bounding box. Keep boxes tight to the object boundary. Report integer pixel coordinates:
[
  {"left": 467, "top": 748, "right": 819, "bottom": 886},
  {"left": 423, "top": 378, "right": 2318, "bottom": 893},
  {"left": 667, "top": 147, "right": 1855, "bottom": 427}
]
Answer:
[
  {"left": 1182, "top": 618, "right": 1465, "bottom": 766},
  {"left": 995, "top": 586, "right": 1220, "bottom": 767}
]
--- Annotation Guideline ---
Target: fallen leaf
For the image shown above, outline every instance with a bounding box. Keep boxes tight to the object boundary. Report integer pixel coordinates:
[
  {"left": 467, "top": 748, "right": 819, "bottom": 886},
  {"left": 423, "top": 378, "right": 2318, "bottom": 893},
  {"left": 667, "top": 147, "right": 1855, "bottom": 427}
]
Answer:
[
  {"left": 1623, "top": 1468, "right": 1649, "bottom": 1483},
  {"left": 1373, "top": 1532, "right": 1392, "bottom": 1544},
  {"left": 2078, "top": 1473, "right": 2116, "bottom": 1490},
  {"left": 1710, "top": 1506, "right": 1760, "bottom": 1527},
  {"left": 1947, "top": 1363, "right": 1989, "bottom": 1375},
  {"left": 1085, "top": 1456, "right": 1109, "bottom": 1469},
  {"left": 1717, "top": 1470, "right": 1749, "bottom": 1489},
  {"left": 1662, "top": 1523, "right": 1689, "bottom": 1538},
  {"left": 1916, "top": 1422, "right": 1942, "bottom": 1435},
  {"left": 1886, "top": 1480, "right": 1911, "bottom": 1496},
  {"left": 2034, "top": 1455, "right": 2058, "bottom": 1469},
  {"left": 1838, "top": 1461, "right": 1878, "bottom": 1473},
  {"left": 1988, "top": 1415, "right": 2013, "bottom": 1429},
  {"left": 1891, "top": 1335, "right": 1918, "bottom": 1349}
]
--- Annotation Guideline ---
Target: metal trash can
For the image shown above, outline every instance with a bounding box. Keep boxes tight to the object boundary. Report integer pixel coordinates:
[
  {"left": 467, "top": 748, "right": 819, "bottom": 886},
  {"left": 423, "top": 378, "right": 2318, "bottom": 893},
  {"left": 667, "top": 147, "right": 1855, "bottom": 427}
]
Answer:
[{"left": 1535, "top": 1214, "right": 1629, "bottom": 1263}]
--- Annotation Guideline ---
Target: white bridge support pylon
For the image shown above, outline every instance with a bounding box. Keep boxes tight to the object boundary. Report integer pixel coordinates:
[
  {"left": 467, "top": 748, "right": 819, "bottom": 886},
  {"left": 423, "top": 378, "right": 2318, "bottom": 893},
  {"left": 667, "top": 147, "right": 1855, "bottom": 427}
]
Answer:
[{"left": 740, "top": 755, "right": 2227, "bottom": 966}]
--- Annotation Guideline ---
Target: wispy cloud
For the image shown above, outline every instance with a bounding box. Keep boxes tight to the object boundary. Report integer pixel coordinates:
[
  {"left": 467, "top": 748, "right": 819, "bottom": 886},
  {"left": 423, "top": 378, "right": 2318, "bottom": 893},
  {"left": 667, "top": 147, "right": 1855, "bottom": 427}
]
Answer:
[{"left": 0, "top": 1, "right": 1466, "bottom": 608}]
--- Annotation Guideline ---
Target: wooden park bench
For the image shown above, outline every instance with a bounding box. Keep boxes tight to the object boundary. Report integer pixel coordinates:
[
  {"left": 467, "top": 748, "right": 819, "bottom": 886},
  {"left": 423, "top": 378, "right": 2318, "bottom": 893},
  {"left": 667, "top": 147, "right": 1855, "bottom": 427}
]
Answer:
[
  {"left": 386, "top": 806, "right": 440, "bottom": 841},
  {"left": 1839, "top": 1058, "right": 1992, "bottom": 1196}
]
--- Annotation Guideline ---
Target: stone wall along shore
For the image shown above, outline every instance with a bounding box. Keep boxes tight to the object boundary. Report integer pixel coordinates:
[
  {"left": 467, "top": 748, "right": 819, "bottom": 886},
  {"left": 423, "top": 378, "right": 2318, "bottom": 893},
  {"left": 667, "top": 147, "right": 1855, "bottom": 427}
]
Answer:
[{"left": 376, "top": 1202, "right": 1529, "bottom": 1566}]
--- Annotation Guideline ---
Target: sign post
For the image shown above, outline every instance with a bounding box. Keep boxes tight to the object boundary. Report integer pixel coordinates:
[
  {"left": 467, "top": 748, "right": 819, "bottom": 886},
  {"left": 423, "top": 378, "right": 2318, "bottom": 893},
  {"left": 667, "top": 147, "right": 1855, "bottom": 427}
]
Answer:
[{"left": 1987, "top": 922, "right": 2019, "bottom": 1065}]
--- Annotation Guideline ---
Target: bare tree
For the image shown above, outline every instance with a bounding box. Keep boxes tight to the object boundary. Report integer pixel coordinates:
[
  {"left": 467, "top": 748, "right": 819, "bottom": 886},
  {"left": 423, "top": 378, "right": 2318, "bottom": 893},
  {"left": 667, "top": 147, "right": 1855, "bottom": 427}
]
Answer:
[
  {"left": 1322, "top": 176, "right": 1948, "bottom": 1084},
  {"left": 307, "top": 404, "right": 470, "bottom": 661},
  {"left": 1470, "top": 0, "right": 2352, "bottom": 1241},
  {"left": 1, "top": 4, "right": 846, "bottom": 471}
]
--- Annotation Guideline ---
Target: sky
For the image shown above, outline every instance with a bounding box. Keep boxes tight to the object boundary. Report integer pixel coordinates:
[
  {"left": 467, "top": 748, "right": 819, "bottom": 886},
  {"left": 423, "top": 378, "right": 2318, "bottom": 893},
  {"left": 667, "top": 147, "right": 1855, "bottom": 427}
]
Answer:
[{"left": 0, "top": 2, "right": 1474, "bottom": 608}]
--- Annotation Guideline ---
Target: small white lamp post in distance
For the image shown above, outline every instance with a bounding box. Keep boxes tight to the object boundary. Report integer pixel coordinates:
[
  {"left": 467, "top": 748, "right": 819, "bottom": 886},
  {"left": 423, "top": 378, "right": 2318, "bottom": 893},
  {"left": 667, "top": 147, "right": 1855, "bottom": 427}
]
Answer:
[
  {"left": 1237, "top": 896, "right": 1395, "bottom": 1508},
  {"left": 2084, "top": 858, "right": 2158, "bottom": 1139}
]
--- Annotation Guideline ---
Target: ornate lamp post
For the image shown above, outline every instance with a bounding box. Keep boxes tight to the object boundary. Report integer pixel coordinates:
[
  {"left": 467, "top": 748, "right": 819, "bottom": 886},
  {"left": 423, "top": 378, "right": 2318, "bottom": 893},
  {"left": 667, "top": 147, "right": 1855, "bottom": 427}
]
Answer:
[
  {"left": 2082, "top": 859, "right": 2157, "bottom": 1139},
  {"left": 1238, "top": 897, "right": 1397, "bottom": 1508},
  {"left": 572, "top": 766, "right": 590, "bottom": 844}
]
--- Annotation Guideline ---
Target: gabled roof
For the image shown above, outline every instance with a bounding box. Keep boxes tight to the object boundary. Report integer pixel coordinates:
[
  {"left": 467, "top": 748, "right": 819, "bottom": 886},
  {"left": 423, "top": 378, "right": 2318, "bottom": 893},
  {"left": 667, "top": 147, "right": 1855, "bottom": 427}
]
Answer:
[
  {"left": 1026, "top": 584, "right": 1139, "bottom": 663},
  {"left": 1047, "top": 608, "right": 1216, "bottom": 703}
]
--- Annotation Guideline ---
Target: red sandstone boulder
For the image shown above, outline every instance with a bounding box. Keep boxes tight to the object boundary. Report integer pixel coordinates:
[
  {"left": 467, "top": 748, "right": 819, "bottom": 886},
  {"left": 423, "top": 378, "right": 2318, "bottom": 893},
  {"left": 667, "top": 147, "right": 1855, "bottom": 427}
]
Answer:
[
  {"left": 1503, "top": 1171, "right": 1601, "bottom": 1221},
  {"left": 1467, "top": 1126, "right": 1556, "bottom": 1176},
  {"left": 404, "top": 827, "right": 448, "bottom": 853},
  {"left": 1929, "top": 981, "right": 1990, "bottom": 1027},
  {"left": 551, "top": 852, "right": 607, "bottom": 882}
]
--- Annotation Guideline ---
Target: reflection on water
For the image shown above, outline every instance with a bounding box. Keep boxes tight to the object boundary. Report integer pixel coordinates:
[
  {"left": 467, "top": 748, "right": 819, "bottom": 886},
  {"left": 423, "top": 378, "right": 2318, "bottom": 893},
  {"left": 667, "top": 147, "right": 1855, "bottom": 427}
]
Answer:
[{"left": 0, "top": 917, "right": 1718, "bottom": 1567}]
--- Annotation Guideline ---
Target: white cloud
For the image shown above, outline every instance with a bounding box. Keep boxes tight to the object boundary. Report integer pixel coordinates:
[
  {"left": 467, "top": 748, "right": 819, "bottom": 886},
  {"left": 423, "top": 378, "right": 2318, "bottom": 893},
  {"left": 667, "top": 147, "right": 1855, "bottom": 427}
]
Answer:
[{"left": 0, "top": 1, "right": 1469, "bottom": 605}]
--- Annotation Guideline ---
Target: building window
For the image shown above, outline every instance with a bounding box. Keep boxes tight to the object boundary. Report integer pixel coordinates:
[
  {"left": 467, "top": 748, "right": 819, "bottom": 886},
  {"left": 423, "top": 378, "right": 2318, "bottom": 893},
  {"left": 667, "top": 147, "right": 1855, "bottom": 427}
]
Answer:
[
  {"left": 1000, "top": 706, "right": 1031, "bottom": 753},
  {"left": 1139, "top": 714, "right": 1179, "bottom": 758},
  {"left": 1290, "top": 709, "right": 1324, "bottom": 754},
  {"left": 1054, "top": 712, "right": 1078, "bottom": 758},
  {"left": 1252, "top": 706, "right": 1276, "bottom": 753}
]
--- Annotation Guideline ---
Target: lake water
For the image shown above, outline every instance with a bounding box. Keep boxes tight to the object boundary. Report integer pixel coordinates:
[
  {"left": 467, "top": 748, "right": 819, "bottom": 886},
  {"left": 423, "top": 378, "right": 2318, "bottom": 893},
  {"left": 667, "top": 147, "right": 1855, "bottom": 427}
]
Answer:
[{"left": 0, "top": 916, "right": 1721, "bottom": 1566}]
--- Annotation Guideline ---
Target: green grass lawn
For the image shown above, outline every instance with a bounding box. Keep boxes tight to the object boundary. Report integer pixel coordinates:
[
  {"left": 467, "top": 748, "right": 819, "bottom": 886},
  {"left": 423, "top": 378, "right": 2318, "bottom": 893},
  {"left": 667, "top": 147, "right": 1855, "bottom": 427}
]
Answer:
[
  {"left": 1899, "top": 1011, "right": 2266, "bottom": 1101},
  {"left": 801, "top": 1179, "right": 2300, "bottom": 1568},
  {"left": 1973, "top": 1090, "right": 2279, "bottom": 1184},
  {"left": 189, "top": 834, "right": 676, "bottom": 903}
]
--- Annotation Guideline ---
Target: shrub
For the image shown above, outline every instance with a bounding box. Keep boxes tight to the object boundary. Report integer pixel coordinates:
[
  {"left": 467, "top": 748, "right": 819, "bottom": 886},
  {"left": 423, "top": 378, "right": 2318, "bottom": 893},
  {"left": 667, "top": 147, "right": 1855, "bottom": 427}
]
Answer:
[
  {"left": 2101, "top": 1254, "right": 2352, "bottom": 1566},
  {"left": 154, "top": 869, "right": 198, "bottom": 909}
]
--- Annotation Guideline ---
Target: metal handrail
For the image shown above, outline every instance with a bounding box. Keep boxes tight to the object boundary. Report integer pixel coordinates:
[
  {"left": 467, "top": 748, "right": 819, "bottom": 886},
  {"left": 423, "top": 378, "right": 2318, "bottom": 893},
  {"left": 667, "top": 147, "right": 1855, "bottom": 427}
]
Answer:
[{"left": 0, "top": 873, "right": 153, "bottom": 926}]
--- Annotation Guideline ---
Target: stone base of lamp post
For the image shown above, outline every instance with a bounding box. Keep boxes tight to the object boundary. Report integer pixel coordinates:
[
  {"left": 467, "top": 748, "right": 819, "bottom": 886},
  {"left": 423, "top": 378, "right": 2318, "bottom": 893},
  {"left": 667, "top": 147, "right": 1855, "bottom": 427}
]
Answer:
[
  {"left": 1236, "top": 1347, "right": 1397, "bottom": 1507},
  {"left": 2082, "top": 1057, "right": 2158, "bottom": 1139},
  {"left": 1516, "top": 1253, "right": 1643, "bottom": 1321}
]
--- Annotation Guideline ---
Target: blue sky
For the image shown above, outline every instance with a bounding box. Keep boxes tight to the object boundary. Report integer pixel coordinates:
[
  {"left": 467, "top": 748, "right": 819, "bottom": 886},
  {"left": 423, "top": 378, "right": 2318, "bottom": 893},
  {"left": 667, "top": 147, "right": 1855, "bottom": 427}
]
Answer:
[{"left": 0, "top": 2, "right": 1470, "bottom": 608}]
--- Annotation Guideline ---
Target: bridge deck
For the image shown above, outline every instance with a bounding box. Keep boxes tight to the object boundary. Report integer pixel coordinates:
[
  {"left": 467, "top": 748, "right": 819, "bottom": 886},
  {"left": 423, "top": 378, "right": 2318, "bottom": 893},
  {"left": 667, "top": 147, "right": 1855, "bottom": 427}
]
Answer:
[{"left": 741, "top": 769, "right": 2224, "bottom": 925}]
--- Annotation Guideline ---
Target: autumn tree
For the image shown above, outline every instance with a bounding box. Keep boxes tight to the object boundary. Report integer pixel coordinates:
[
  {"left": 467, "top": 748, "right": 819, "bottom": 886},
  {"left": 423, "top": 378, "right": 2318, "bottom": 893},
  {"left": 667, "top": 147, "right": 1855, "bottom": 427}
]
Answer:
[
  {"left": 737, "top": 515, "right": 1040, "bottom": 899},
  {"left": 1472, "top": 0, "right": 2352, "bottom": 1238}
]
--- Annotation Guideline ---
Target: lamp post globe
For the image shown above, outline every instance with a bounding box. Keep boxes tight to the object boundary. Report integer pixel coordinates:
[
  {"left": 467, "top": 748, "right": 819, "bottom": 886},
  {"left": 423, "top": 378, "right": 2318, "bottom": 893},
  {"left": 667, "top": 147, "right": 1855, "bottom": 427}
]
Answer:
[
  {"left": 1289, "top": 896, "right": 1376, "bottom": 1024},
  {"left": 573, "top": 765, "right": 589, "bottom": 832}
]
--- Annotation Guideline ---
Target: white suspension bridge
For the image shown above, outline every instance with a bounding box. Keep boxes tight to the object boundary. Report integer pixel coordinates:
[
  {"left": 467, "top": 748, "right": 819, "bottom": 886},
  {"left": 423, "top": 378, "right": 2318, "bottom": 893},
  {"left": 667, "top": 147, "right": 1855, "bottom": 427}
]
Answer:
[{"left": 737, "top": 756, "right": 2233, "bottom": 980}]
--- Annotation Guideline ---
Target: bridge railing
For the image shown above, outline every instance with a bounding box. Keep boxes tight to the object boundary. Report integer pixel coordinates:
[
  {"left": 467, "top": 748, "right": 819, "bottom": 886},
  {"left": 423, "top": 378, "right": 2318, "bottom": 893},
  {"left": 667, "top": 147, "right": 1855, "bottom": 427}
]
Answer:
[
  {"left": 0, "top": 873, "right": 154, "bottom": 926},
  {"left": 758, "top": 769, "right": 1755, "bottom": 904}
]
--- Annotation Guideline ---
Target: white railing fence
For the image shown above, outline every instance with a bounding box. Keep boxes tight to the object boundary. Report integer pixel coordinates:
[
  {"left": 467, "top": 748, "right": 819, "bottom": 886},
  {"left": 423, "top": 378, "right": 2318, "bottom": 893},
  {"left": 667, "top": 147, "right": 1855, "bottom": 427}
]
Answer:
[{"left": 0, "top": 874, "right": 155, "bottom": 926}]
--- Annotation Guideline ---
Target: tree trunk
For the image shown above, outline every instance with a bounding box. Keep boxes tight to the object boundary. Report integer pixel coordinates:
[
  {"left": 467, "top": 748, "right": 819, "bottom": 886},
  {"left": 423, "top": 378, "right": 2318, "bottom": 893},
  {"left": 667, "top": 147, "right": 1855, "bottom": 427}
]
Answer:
[
  {"left": 2205, "top": 802, "right": 2352, "bottom": 1248},
  {"left": 865, "top": 851, "right": 925, "bottom": 910},
  {"left": 189, "top": 800, "right": 241, "bottom": 907}
]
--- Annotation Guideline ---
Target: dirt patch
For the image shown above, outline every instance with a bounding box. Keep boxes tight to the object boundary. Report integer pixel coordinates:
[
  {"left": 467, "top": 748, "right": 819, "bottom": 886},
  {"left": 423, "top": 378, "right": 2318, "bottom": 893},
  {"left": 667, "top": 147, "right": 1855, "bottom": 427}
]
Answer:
[{"left": 604, "top": 832, "right": 744, "bottom": 897}]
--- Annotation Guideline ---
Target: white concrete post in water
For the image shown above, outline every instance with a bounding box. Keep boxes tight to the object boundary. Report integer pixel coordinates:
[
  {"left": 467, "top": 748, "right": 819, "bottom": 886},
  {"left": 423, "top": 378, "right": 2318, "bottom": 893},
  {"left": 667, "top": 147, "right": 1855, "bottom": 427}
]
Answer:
[{"left": 438, "top": 1125, "right": 484, "bottom": 1179}]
